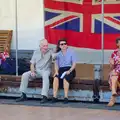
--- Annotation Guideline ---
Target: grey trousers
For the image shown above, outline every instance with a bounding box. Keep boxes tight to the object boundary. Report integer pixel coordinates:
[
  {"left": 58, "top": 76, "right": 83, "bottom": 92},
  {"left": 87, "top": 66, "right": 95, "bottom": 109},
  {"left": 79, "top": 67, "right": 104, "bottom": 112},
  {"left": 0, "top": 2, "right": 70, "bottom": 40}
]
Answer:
[{"left": 19, "top": 70, "right": 50, "bottom": 97}]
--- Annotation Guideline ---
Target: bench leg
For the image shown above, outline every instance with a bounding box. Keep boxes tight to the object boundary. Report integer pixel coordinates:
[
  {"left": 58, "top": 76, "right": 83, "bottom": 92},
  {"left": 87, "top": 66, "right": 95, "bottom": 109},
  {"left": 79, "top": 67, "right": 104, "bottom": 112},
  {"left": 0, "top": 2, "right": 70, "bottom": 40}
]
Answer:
[{"left": 93, "top": 80, "right": 100, "bottom": 103}]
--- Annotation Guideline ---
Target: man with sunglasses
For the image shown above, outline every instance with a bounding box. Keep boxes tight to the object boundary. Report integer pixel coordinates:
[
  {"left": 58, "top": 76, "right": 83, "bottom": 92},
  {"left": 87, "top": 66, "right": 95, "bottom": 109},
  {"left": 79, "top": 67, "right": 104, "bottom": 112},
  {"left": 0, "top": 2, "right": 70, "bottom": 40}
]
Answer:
[{"left": 16, "top": 39, "right": 56, "bottom": 103}]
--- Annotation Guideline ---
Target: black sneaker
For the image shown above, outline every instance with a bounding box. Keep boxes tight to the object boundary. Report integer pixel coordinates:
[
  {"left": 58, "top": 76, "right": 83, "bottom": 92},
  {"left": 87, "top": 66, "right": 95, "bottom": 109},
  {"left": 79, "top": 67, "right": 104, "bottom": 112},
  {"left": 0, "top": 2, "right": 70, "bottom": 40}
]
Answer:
[
  {"left": 51, "top": 97, "right": 58, "bottom": 103},
  {"left": 16, "top": 93, "right": 27, "bottom": 102},
  {"left": 63, "top": 98, "right": 68, "bottom": 104},
  {"left": 40, "top": 96, "right": 48, "bottom": 104}
]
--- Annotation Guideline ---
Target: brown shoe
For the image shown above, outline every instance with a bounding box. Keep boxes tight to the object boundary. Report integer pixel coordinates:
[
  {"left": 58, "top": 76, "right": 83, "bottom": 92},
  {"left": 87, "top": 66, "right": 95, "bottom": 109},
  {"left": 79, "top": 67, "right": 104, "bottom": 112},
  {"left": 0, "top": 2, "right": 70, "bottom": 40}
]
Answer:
[
  {"left": 112, "top": 92, "right": 117, "bottom": 96},
  {"left": 107, "top": 96, "right": 116, "bottom": 107}
]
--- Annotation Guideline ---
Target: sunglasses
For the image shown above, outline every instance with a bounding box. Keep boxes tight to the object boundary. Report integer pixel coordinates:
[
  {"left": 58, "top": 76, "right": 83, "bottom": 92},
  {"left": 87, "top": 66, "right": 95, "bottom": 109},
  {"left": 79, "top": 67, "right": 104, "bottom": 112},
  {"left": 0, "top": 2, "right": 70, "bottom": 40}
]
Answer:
[{"left": 60, "top": 43, "right": 67, "bottom": 46}]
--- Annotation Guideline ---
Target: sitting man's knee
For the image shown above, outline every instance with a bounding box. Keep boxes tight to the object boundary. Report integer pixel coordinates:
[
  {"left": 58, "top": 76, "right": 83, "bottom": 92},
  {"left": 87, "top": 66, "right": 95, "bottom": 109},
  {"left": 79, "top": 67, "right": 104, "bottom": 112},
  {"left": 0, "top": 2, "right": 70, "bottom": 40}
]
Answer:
[
  {"left": 43, "top": 71, "right": 50, "bottom": 77},
  {"left": 22, "top": 72, "right": 27, "bottom": 76},
  {"left": 22, "top": 71, "right": 30, "bottom": 78}
]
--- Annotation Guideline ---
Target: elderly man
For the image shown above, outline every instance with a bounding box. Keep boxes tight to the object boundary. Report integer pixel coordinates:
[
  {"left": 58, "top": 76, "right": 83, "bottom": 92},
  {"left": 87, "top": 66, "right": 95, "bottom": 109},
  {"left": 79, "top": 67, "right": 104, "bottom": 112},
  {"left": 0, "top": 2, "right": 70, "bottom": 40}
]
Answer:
[{"left": 16, "top": 39, "right": 54, "bottom": 103}]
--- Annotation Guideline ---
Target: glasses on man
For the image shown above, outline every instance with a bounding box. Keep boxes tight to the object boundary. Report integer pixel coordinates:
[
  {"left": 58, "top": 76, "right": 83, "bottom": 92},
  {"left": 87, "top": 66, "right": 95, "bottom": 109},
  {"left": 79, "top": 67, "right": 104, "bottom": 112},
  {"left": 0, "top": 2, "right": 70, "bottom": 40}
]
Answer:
[{"left": 60, "top": 43, "right": 67, "bottom": 46}]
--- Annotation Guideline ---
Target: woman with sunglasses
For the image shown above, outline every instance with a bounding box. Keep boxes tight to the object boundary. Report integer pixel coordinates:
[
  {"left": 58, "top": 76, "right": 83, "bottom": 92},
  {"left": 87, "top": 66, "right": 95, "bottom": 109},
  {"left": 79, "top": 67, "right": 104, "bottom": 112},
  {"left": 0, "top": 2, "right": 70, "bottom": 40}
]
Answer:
[{"left": 51, "top": 38, "right": 77, "bottom": 104}]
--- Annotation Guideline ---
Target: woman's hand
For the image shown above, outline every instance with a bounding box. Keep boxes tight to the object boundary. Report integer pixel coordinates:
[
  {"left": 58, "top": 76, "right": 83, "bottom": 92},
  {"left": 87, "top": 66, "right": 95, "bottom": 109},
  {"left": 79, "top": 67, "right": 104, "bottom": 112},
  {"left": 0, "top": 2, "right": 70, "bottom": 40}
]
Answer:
[
  {"left": 66, "top": 70, "right": 71, "bottom": 75},
  {"left": 109, "top": 58, "right": 114, "bottom": 65},
  {"left": 53, "top": 71, "right": 59, "bottom": 77}
]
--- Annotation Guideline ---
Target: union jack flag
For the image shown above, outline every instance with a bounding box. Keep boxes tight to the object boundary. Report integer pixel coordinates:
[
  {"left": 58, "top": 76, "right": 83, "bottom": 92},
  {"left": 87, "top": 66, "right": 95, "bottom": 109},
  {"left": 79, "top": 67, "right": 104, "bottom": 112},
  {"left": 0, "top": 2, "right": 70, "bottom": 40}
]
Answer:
[{"left": 44, "top": 0, "right": 120, "bottom": 49}]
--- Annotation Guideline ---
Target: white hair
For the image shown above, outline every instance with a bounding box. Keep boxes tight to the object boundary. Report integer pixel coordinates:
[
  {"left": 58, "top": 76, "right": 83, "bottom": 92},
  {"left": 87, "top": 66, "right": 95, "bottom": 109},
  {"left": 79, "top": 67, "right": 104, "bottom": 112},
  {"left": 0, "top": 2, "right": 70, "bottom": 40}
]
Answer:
[{"left": 39, "top": 39, "right": 48, "bottom": 47}]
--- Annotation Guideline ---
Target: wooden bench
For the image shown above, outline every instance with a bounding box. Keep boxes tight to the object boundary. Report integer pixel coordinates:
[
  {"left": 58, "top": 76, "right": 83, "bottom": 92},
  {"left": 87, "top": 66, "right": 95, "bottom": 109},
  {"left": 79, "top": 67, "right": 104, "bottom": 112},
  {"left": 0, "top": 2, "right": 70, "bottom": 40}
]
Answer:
[
  {"left": 0, "top": 30, "right": 13, "bottom": 54},
  {"left": 0, "top": 64, "right": 95, "bottom": 90},
  {"left": 71, "top": 64, "right": 94, "bottom": 90},
  {"left": 0, "top": 64, "right": 114, "bottom": 102},
  {"left": 0, "top": 64, "right": 96, "bottom": 101}
]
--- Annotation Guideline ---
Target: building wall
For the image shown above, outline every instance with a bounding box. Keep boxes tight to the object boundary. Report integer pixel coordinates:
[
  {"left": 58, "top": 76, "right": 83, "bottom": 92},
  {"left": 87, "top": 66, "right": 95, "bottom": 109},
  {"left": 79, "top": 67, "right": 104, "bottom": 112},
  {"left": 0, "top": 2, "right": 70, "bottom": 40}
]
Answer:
[
  {"left": 0, "top": 0, "right": 44, "bottom": 50},
  {"left": 0, "top": 0, "right": 115, "bottom": 63}
]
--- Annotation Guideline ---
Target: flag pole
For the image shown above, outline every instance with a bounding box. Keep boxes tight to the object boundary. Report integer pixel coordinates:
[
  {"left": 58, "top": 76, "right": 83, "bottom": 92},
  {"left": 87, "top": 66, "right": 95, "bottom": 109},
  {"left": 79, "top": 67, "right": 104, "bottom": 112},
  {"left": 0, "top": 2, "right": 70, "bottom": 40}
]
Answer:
[
  {"left": 43, "top": 0, "right": 45, "bottom": 38},
  {"left": 101, "top": 0, "right": 104, "bottom": 80},
  {"left": 15, "top": 0, "right": 18, "bottom": 76}
]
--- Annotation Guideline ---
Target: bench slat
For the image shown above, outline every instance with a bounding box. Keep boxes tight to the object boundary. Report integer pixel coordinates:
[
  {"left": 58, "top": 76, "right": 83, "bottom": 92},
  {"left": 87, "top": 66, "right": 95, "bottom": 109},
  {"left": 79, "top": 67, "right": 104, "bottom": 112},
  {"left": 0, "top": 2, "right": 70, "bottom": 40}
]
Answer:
[
  {"left": 103, "top": 64, "right": 110, "bottom": 81},
  {"left": 0, "top": 30, "right": 12, "bottom": 54},
  {"left": 76, "top": 64, "right": 94, "bottom": 80}
]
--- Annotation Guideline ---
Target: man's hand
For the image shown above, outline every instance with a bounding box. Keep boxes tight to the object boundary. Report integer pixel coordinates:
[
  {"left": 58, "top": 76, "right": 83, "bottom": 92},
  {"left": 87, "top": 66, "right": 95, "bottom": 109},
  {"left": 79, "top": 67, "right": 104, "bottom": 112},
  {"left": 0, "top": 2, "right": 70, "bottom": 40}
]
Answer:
[
  {"left": 30, "top": 64, "right": 35, "bottom": 77},
  {"left": 31, "top": 71, "right": 36, "bottom": 77}
]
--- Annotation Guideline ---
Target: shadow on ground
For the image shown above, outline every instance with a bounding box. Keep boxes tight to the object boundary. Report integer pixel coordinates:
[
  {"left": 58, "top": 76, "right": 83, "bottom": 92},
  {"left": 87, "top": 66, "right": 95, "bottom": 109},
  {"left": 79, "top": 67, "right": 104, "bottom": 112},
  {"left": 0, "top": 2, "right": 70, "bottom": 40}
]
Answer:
[{"left": 0, "top": 97, "right": 120, "bottom": 111}]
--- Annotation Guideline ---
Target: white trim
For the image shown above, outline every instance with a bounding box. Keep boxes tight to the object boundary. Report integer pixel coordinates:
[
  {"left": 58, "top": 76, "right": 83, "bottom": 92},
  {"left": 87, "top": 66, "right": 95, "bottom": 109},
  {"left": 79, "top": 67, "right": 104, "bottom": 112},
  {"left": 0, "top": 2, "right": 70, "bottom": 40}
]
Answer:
[
  {"left": 45, "top": 14, "right": 69, "bottom": 26},
  {"left": 92, "top": 0, "right": 120, "bottom": 5},
  {"left": 51, "top": 16, "right": 79, "bottom": 29},
  {"left": 53, "top": 0, "right": 83, "bottom": 4},
  {"left": 45, "top": 8, "right": 83, "bottom": 31},
  {"left": 92, "top": 14, "right": 120, "bottom": 33},
  {"left": 45, "top": 8, "right": 83, "bottom": 16},
  {"left": 80, "top": 14, "right": 83, "bottom": 32},
  {"left": 91, "top": 15, "right": 95, "bottom": 33}
]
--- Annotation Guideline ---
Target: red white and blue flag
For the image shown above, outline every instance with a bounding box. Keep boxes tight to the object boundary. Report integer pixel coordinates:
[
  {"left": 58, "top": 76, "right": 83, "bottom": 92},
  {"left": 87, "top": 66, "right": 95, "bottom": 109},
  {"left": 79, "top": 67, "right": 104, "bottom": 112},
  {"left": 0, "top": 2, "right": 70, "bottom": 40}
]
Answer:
[{"left": 44, "top": 0, "right": 120, "bottom": 49}]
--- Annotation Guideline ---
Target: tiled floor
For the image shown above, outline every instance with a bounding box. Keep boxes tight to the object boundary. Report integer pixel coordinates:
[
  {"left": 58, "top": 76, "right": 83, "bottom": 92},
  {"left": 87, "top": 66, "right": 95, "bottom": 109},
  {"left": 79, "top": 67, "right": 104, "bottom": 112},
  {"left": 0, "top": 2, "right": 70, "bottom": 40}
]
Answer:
[{"left": 0, "top": 103, "right": 120, "bottom": 120}]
